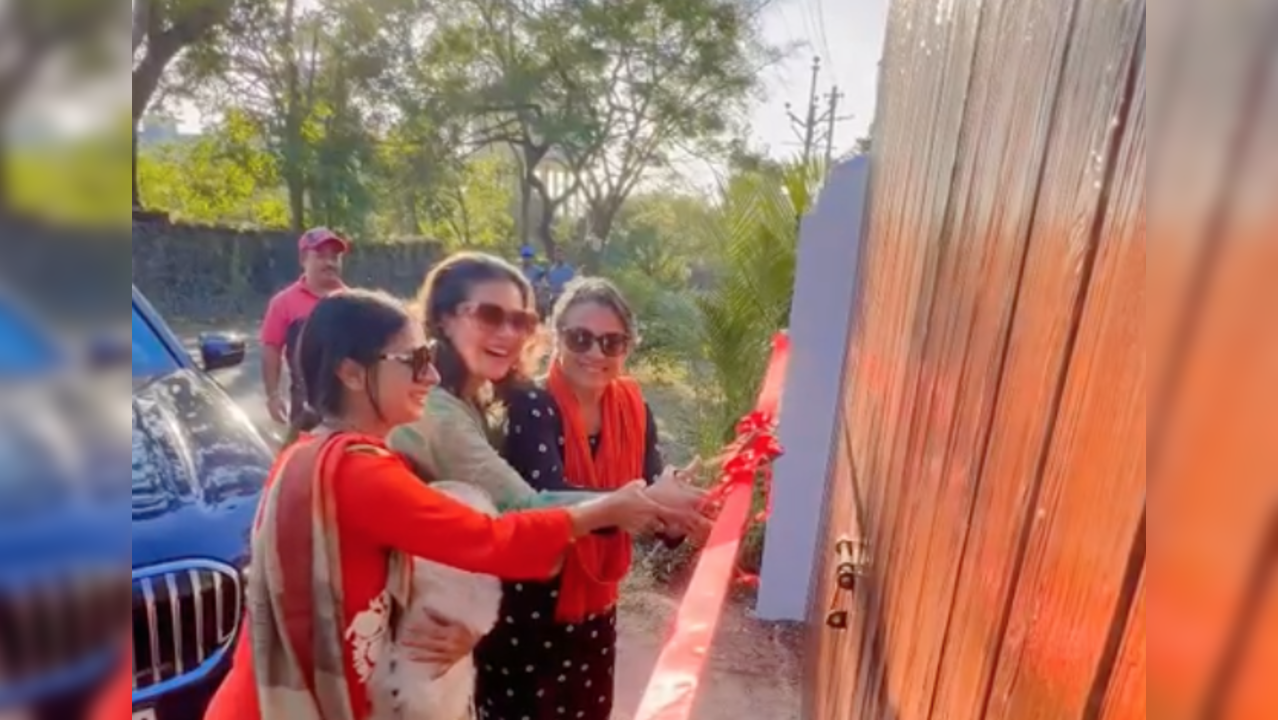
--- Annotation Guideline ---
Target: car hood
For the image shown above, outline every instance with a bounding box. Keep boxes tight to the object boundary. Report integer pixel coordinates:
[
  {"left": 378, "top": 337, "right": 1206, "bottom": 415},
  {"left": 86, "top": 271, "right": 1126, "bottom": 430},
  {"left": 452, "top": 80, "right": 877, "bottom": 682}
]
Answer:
[{"left": 131, "top": 369, "right": 270, "bottom": 569}]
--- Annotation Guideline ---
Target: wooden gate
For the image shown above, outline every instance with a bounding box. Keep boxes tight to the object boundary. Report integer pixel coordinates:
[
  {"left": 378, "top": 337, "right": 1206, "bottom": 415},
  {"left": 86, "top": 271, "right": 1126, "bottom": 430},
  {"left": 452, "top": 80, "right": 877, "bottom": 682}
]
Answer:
[{"left": 807, "top": 0, "right": 1276, "bottom": 718}]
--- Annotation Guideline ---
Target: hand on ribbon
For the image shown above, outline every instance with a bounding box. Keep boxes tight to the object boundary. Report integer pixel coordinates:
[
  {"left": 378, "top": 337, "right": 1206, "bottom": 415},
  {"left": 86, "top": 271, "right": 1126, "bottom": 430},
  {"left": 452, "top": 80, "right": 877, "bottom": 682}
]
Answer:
[{"left": 647, "top": 459, "right": 713, "bottom": 544}]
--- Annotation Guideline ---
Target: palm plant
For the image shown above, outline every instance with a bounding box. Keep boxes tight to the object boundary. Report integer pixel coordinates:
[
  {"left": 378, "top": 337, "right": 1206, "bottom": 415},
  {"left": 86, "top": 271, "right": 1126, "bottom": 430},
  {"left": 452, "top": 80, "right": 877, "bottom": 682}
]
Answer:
[
  {"left": 637, "top": 158, "right": 820, "bottom": 584},
  {"left": 693, "top": 159, "right": 817, "bottom": 451}
]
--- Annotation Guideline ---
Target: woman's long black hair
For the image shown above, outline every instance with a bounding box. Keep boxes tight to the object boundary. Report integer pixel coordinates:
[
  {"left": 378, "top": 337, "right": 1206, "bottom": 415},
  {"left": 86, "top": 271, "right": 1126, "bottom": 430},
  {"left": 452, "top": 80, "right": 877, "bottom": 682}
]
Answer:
[
  {"left": 414, "top": 252, "right": 538, "bottom": 405},
  {"left": 287, "top": 288, "right": 410, "bottom": 442}
]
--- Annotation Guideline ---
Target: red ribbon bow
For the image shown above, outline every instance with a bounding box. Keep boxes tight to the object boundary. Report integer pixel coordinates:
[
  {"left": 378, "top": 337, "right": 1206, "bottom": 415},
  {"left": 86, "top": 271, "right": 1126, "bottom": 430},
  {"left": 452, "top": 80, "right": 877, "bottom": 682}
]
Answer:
[{"left": 706, "top": 410, "right": 785, "bottom": 526}]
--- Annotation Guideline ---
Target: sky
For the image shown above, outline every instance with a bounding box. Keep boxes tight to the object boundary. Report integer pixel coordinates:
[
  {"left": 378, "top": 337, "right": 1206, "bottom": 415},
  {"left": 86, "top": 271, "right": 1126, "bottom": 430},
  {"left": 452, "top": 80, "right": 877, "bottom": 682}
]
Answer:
[{"left": 749, "top": 0, "right": 890, "bottom": 158}]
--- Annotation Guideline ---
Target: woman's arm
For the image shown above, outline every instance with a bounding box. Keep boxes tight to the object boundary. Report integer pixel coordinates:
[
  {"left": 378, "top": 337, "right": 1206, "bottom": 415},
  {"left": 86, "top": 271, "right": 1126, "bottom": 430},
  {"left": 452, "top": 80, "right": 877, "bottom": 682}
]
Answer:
[
  {"left": 336, "top": 450, "right": 575, "bottom": 579},
  {"left": 388, "top": 389, "right": 598, "bottom": 512}
]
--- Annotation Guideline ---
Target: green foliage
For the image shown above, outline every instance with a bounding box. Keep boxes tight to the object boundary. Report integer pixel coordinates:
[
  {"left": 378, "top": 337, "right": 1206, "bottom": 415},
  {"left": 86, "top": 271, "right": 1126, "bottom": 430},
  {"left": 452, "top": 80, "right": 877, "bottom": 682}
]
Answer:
[
  {"left": 603, "top": 191, "right": 722, "bottom": 283},
  {"left": 693, "top": 161, "right": 812, "bottom": 447},
  {"left": 427, "top": 153, "right": 520, "bottom": 252},
  {"left": 608, "top": 267, "right": 702, "bottom": 367},
  {"left": 8, "top": 128, "right": 131, "bottom": 227},
  {"left": 138, "top": 111, "right": 288, "bottom": 226},
  {"left": 419, "top": 0, "right": 780, "bottom": 251}
]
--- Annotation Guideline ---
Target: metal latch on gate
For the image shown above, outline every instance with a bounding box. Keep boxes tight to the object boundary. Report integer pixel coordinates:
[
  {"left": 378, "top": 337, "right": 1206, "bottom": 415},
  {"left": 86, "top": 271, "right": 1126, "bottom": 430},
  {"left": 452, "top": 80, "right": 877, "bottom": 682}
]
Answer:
[
  {"left": 834, "top": 536, "right": 871, "bottom": 591},
  {"left": 824, "top": 536, "right": 871, "bottom": 631}
]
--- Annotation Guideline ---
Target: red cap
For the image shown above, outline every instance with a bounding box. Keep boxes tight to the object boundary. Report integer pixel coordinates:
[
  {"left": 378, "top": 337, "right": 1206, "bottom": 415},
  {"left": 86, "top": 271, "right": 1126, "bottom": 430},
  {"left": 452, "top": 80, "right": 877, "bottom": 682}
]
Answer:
[{"left": 298, "top": 227, "right": 351, "bottom": 253}]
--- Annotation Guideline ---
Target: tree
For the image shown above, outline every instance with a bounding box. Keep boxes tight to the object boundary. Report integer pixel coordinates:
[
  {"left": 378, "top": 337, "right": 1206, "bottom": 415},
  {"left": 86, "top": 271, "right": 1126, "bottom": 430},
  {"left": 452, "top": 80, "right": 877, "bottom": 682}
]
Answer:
[
  {"left": 605, "top": 190, "right": 720, "bottom": 284},
  {"left": 0, "top": 0, "right": 116, "bottom": 207},
  {"left": 426, "top": 0, "right": 780, "bottom": 255},
  {"left": 133, "top": 0, "right": 248, "bottom": 210},
  {"left": 174, "top": 0, "right": 399, "bottom": 232},
  {"left": 563, "top": 0, "right": 780, "bottom": 249},
  {"left": 136, "top": 111, "right": 288, "bottom": 226},
  {"left": 421, "top": 0, "right": 603, "bottom": 256},
  {"left": 429, "top": 153, "right": 519, "bottom": 251}
]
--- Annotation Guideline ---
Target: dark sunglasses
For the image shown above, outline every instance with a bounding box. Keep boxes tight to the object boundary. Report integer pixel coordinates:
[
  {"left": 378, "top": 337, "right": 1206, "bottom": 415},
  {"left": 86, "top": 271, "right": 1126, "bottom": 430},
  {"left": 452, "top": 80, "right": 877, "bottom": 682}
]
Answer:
[
  {"left": 380, "top": 344, "right": 436, "bottom": 382},
  {"left": 462, "top": 302, "right": 540, "bottom": 336},
  {"left": 560, "top": 328, "right": 631, "bottom": 358}
]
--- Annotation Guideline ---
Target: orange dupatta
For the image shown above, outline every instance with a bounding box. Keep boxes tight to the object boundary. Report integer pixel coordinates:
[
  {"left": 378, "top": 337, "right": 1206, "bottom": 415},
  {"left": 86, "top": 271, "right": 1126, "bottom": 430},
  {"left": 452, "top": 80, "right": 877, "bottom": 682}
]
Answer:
[{"left": 546, "top": 364, "right": 648, "bottom": 623}]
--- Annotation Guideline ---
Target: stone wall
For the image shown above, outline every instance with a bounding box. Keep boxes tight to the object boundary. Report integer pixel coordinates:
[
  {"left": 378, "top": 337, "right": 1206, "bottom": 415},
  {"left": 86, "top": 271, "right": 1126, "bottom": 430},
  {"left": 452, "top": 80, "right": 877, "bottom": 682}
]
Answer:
[
  {"left": 0, "top": 217, "right": 130, "bottom": 327},
  {"left": 131, "top": 220, "right": 443, "bottom": 323}
]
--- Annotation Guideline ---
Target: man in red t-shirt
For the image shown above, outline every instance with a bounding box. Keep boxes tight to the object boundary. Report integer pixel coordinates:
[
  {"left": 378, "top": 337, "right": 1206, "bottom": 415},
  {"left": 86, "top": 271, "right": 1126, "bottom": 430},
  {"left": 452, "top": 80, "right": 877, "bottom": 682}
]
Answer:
[{"left": 260, "top": 228, "right": 351, "bottom": 425}]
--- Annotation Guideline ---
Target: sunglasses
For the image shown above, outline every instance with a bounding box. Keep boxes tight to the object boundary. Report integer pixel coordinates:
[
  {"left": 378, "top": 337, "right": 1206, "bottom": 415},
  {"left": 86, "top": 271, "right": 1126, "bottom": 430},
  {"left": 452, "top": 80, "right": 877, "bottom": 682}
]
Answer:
[
  {"left": 461, "top": 302, "right": 540, "bottom": 336},
  {"left": 380, "top": 344, "right": 436, "bottom": 382},
  {"left": 560, "top": 328, "right": 631, "bottom": 358}
]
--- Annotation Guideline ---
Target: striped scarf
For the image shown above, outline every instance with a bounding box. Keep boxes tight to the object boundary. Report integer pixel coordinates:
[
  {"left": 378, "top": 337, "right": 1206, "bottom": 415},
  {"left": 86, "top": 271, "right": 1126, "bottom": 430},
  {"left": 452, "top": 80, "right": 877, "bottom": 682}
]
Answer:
[{"left": 247, "top": 433, "right": 412, "bottom": 720}]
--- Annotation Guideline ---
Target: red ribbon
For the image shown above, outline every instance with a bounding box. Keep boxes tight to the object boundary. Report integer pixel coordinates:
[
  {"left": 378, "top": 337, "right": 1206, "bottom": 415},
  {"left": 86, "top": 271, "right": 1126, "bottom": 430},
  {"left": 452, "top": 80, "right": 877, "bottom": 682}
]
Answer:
[{"left": 633, "top": 333, "right": 790, "bottom": 720}]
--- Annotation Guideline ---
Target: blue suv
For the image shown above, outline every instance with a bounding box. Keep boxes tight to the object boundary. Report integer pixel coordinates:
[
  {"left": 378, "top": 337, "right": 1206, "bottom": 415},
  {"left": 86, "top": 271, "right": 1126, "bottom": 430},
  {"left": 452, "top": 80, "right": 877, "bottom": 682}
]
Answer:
[
  {"left": 130, "top": 288, "right": 271, "bottom": 719},
  {"left": 0, "top": 287, "right": 270, "bottom": 718}
]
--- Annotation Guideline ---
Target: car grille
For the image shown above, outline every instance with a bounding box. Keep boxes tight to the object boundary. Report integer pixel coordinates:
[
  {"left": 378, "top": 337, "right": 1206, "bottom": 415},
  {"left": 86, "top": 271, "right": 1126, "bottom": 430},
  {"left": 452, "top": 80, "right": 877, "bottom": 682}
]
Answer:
[
  {"left": 0, "top": 569, "right": 129, "bottom": 683},
  {"left": 132, "top": 561, "right": 242, "bottom": 693}
]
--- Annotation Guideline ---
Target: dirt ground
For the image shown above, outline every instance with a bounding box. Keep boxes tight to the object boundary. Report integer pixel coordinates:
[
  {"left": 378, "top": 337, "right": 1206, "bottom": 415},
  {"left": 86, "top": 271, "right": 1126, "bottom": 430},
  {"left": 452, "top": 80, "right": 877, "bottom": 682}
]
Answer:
[{"left": 613, "top": 580, "right": 804, "bottom": 720}]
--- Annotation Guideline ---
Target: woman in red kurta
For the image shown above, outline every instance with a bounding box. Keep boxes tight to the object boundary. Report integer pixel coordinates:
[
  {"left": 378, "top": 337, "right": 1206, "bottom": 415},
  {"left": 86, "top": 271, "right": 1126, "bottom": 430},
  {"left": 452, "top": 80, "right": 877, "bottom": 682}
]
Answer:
[{"left": 203, "top": 289, "right": 661, "bottom": 720}]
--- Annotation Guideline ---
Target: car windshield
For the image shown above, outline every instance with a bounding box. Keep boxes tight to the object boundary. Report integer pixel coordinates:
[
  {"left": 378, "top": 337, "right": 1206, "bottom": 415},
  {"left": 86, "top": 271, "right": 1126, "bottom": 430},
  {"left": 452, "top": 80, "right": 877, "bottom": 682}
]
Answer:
[
  {"left": 132, "top": 306, "right": 180, "bottom": 378},
  {"left": 0, "top": 301, "right": 63, "bottom": 375}
]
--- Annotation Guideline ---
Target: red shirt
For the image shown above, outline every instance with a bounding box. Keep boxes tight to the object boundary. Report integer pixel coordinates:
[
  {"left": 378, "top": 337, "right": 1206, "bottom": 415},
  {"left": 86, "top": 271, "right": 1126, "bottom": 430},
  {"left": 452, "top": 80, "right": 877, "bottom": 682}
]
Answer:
[
  {"left": 261, "top": 279, "right": 344, "bottom": 416},
  {"left": 204, "top": 438, "right": 575, "bottom": 720},
  {"left": 259, "top": 279, "right": 335, "bottom": 349}
]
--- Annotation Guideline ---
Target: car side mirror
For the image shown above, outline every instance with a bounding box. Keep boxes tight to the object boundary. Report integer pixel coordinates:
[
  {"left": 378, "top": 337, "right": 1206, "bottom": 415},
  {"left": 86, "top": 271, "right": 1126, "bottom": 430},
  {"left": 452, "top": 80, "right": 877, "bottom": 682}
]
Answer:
[{"left": 199, "top": 332, "right": 247, "bottom": 372}]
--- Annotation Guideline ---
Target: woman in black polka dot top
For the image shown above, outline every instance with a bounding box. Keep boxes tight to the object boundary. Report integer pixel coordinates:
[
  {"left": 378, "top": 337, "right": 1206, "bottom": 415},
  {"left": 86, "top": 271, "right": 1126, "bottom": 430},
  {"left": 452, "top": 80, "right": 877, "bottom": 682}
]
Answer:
[{"left": 475, "top": 278, "right": 712, "bottom": 720}]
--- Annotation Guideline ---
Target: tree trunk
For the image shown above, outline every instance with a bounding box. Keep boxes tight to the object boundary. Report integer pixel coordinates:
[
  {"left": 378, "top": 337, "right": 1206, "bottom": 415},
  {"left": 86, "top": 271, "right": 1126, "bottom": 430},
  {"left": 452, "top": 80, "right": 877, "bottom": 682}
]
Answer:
[
  {"left": 132, "top": 0, "right": 149, "bottom": 53},
  {"left": 131, "top": 29, "right": 188, "bottom": 212},
  {"left": 586, "top": 199, "right": 623, "bottom": 252},
  {"left": 518, "top": 178, "right": 532, "bottom": 247},
  {"left": 535, "top": 199, "right": 558, "bottom": 257},
  {"left": 527, "top": 170, "right": 560, "bottom": 257},
  {"left": 281, "top": 0, "right": 305, "bottom": 232},
  {"left": 456, "top": 187, "right": 472, "bottom": 245}
]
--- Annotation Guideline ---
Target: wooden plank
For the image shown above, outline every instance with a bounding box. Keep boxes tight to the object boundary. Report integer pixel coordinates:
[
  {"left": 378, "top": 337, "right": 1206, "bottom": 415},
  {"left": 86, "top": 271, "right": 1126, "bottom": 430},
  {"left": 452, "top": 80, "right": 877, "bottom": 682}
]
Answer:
[
  {"left": 982, "top": 3, "right": 1147, "bottom": 713},
  {"left": 875, "top": 0, "right": 1098, "bottom": 716},
  {"left": 926, "top": 0, "right": 1144, "bottom": 717},
  {"left": 1218, "top": 44, "right": 1278, "bottom": 720},
  {"left": 805, "top": 427, "right": 859, "bottom": 720},
  {"left": 1149, "top": 27, "right": 1278, "bottom": 718},
  {"left": 839, "top": 1, "right": 988, "bottom": 717},
  {"left": 833, "top": 0, "right": 941, "bottom": 712},
  {"left": 1145, "top": 0, "right": 1275, "bottom": 411},
  {"left": 1099, "top": 570, "right": 1146, "bottom": 720},
  {"left": 1224, "top": 548, "right": 1278, "bottom": 720}
]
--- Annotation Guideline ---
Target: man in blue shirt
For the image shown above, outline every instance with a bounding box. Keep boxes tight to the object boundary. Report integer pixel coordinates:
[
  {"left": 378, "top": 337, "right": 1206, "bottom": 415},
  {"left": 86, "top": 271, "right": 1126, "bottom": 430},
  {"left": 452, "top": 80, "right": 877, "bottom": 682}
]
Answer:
[
  {"left": 545, "top": 248, "right": 577, "bottom": 302},
  {"left": 519, "top": 245, "right": 545, "bottom": 286}
]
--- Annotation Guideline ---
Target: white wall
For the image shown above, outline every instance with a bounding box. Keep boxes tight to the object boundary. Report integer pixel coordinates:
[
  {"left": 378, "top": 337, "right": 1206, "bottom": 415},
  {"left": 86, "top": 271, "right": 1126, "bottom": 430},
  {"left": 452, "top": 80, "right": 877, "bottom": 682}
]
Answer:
[{"left": 756, "top": 156, "right": 870, "bottom": 622}]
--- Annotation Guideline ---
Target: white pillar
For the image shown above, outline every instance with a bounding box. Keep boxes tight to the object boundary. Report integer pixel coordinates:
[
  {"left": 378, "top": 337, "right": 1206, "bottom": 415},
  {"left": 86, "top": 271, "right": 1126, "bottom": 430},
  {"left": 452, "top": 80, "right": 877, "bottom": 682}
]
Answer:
[{"left": 756, "top": 155, "right": 870, "bottom": 621}]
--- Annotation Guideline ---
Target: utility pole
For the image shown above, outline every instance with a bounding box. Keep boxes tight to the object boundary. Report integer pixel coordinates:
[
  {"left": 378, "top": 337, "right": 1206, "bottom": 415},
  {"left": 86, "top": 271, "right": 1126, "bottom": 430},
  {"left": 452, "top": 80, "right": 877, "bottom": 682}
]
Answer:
[
  {"left": 823, "top": 87, "right": 854, "bottom": 168},
  {"left": 786, "top": 57, "right": 824, "bottom": 167},
  {"left": 787, "top": 58, "right": 856, "bottom": 173}
]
